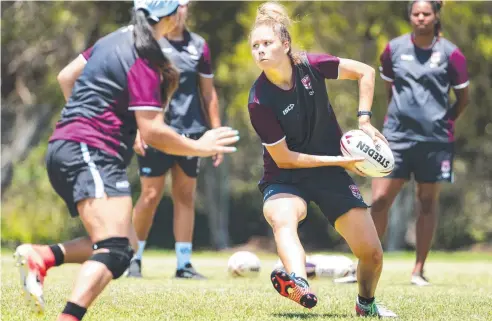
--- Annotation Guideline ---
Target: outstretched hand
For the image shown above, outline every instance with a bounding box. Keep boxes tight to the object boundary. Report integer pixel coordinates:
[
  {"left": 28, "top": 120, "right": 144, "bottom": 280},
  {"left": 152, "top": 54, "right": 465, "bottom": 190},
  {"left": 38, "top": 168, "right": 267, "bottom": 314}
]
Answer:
[{"left": 198, "top": 127, "right": 240, "bottom": 157}]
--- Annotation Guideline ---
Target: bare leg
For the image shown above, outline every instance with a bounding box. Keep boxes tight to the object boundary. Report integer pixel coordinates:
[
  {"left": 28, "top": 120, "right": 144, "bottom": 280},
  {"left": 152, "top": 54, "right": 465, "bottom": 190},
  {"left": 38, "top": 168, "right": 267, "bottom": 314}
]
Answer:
[
  {"left": 171, "top": 164, "right": 197, "bottom": 243},
  {"left": 335, "top": 208, "right": 383, "bottom": 299},
  {"left": 56, "top": 195, "right": 133, "bottom": 320},
  {"left": 370, "top": 178, "right": 406, "bottom": 239},
  {"left": 263, "top": 194, "right": 307, "bottom": 279},
  {"left": 132, "top": 175, "right": 166, "bottom": 242},
  {"left": 413, "top": 182, "right": 441, "bottom": 275}
]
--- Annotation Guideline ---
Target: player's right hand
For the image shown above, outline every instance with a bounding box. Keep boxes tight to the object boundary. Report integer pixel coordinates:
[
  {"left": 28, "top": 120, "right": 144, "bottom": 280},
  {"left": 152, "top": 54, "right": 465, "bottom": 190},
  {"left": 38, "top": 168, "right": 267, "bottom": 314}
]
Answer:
[
  {"left": 198, "top": 127, "right": 239, "bottom": 157},
  {"left": 334, "top": 156, "right": 366, "bottom": 176}
]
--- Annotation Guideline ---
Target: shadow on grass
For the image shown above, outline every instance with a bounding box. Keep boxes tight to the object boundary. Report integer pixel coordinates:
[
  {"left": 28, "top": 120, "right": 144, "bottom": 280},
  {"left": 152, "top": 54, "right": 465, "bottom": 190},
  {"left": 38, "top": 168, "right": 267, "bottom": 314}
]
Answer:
[{"left": 272, "top": 312, "right": 351, "bottom": 319}]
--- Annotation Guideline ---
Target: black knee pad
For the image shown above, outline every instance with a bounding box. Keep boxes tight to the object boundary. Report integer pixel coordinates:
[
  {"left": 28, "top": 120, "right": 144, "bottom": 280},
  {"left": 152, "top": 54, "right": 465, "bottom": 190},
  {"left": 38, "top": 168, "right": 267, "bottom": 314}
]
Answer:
[{"left": 88, "top": 237, "right": 134, "bottom": 279}]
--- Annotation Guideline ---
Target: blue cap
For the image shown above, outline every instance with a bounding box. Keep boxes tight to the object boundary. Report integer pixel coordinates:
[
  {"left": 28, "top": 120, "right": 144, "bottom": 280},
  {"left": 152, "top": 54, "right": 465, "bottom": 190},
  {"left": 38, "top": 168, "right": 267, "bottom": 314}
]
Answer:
[{"left": 134, "top": 0, "right": 180, "bottom": 22}]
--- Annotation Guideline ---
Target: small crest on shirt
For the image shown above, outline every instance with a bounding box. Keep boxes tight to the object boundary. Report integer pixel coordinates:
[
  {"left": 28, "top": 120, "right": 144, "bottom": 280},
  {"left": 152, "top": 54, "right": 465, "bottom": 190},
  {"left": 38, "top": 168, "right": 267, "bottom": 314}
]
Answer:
[
  {"left": 349, "top": 184, "right": 362, "bottom": 199},
  {"left": 184, "top": 45, "right": 200, "bottom": 60},
  {"left": 400, "top": 54, "right": 414, "bottom": 61},
  {"left": 430, "top": 51, "right": 441, "bottom": 68},
  {"left": 301, "top": 75, "right": 315, "bottom": 95},
  {"left": 162, "top": 47, "right": 173, "bottom": 54}
]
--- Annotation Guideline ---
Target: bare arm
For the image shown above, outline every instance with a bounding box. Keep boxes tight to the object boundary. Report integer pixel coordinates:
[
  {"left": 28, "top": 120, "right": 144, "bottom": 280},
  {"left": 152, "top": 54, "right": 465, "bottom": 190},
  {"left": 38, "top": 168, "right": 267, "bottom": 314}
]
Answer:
[
  {"left": 57, "top": 55, "right": 86, "bottom": 102},
  {"left": 338, "top": 58, "right": 388, "bottom": 144},
  {"left": 338, "top": 58, "right": 376, "bottom": 120},
  {"left": 135, "top": 110, "right": 238, "bottom": 157},
  {"left": 265, "top": 139, "right": 362, "bottom": 170},
  {"left": 199, "top": 76, "right": 221, "bottom": 128},
  {"left": 453, "top": 86, "right": 470, "bottom": 120}
]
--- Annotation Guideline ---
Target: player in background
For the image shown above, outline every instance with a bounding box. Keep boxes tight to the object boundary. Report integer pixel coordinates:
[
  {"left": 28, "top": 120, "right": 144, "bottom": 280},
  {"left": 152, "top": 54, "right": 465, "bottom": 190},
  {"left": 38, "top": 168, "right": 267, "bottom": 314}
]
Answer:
[
  {"left": 127, "top": 0, "right": 221, "bottom": 279},
  {"left": 247, "top": 2, "right": 396, "bottom": 317},
  {"left": 13, "top": 1, "right": 238, "bottom": 320},
  {"left": 371, "top": 0, "right": 469, "bottom": 286}
]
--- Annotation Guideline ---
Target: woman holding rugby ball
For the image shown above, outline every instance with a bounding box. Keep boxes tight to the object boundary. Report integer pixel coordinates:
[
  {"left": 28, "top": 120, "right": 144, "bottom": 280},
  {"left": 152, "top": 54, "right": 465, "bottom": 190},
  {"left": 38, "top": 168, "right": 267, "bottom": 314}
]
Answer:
[{"left": 247, "top": 2, "right": 396, "bottom": 317}]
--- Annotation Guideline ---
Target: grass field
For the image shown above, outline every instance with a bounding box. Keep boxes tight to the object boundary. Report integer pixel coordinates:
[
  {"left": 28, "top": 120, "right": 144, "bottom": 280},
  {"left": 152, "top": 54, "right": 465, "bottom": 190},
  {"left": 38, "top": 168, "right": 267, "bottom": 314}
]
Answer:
[{"left": 1, "top": 250, "right": 491, "bottom": 321}]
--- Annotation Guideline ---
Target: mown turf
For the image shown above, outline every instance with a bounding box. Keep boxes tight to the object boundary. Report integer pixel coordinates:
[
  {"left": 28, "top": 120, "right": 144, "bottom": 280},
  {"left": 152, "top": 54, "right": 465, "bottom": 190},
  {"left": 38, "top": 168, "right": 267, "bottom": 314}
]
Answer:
[{"left": 1, "top": 250, "right": 491, "bottom": 321}]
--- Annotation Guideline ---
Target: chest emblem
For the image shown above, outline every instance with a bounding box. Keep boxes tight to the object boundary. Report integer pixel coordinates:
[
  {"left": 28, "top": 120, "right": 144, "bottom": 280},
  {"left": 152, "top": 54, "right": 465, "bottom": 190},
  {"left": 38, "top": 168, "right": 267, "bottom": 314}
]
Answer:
[
  {"left": 184, "top": 44, "right": 200, "bottom": 60},
  {"left": 400, "top": 54, "right": 414, "bottom": 61},
  {"left": 429, "top": 51, "right": 441, "bottom": 68},
  {"left": 301, "top": 75, "right": 314, "bottom": 95}
]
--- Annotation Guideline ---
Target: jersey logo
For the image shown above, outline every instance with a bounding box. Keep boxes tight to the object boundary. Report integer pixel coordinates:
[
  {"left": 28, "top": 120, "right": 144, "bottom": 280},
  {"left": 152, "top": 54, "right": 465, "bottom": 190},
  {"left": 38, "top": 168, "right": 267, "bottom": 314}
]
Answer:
[
  {"left": 349, "top": 185, "right": 362, "bottom": 199},
  {"left": 430, "top": 51, "right": 441, "bottom": 68},
  {"left": 184, "top": 44, "right": 200, "bottom": 60},
  {"left": 301, "top": 75, "right": 315, "bottom": 95},
  {"left": 162, "top": 48, "right": 173, "bottom": 54},
  {"left": 283, "top": 104, "right": 295, "bottom": 115},
  {"left": 116, "top": 181, "right": 130, "bottom": 189},
  {"left": 441, "top": 160, "right": 451, "bottom": 179},
  {"left": 400, "top": 54, "right": 414, "bottom": 61}
]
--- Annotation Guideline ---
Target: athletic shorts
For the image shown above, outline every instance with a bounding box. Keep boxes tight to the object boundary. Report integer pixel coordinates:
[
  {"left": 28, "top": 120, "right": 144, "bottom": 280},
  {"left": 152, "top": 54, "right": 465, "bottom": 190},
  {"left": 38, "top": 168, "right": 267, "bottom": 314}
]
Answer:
[
  {"left": 260, "top": 169, "right": 368, "bottom": 226},
  {"left": 386, "top": 141, "right": 454, "bottom": 183},
  {"left": 46, "top": 140, "right": 131, "bottom": 217},
  {"left": 137, "top": 133, "right": 203, "bottom": 178}
]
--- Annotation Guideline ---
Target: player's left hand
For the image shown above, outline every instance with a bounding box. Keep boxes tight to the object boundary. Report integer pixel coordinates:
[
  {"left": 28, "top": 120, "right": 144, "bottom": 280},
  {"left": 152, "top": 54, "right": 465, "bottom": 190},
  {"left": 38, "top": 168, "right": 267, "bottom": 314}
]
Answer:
[
  {"left": 133, "top": 130, "right": 148, "bottom": 156},
  {"left": 213, "top": 153, "right": 224, "bottom": 167},
  {"left": 358, "top": 117, "right": 389, "bottom": 145}
]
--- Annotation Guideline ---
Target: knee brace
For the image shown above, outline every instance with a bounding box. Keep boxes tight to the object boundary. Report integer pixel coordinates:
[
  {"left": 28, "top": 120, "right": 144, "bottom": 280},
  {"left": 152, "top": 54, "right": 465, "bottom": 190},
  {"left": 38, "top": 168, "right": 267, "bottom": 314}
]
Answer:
[{"left": 88, "top": 237, "right": 134, "bottom": 279}]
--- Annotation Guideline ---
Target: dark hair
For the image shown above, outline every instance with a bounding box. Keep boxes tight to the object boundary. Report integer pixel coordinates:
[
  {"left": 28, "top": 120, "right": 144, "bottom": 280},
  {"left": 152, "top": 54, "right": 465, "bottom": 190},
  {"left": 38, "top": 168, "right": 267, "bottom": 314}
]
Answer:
[
  {"left": 408, "top": 1, "right": 443, "bottom": 36},
  {"left": 251, "top": 2, "right": 302, "bottom": 65},
  {"left": 132, "top": 9, "right": 179, "bottom": 102}
]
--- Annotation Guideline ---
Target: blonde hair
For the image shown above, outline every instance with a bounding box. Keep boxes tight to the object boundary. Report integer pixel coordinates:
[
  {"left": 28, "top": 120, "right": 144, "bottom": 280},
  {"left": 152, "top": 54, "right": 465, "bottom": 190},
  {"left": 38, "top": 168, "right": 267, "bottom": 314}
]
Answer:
[{"left": 252, "top": 2, "right": 301, "bottom": 64}]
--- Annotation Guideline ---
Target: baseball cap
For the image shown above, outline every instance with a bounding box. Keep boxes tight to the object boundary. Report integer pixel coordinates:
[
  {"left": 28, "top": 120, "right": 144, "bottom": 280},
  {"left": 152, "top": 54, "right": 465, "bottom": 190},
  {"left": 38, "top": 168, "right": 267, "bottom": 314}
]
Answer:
[{"left": 134, "top": 0, "right": 180, "bottom": 22}]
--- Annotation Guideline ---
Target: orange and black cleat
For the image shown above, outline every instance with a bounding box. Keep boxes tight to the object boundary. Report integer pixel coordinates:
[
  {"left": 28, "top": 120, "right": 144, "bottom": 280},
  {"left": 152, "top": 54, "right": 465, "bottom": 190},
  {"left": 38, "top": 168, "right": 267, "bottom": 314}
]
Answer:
[{"left": 270, "top": 268, "right": 318, "bottom": 309}]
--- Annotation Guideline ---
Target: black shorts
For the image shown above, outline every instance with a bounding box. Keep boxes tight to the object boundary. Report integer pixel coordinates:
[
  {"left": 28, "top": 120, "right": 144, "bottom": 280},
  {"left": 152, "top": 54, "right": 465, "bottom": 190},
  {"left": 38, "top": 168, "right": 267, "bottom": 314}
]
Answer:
[
  {"left": 260, "top": 170, "right": 368, "bottom": 226},
  {"left": 137, "top": 133, "right": 203, "bottom": 178},
  {"left": 386, "top": 141, "right": 454, "bottom": 183},
  {"left": 46, "top": 140, "right": 131, "bottom": 217}
]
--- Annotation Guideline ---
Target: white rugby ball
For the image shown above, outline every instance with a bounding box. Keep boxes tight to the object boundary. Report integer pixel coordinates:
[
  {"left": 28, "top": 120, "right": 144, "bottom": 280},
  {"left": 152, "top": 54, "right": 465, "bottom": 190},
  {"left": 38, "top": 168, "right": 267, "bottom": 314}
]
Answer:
[
  {"left": 227, "top": 251, "right": 261, "bottom": 277},
  {"left": 340, "top": 129, "right": 394, "bottom": 177},
  {"left": 273, "top": 256, "right": 317, "bottom": 279},
  {"left": 309, "top": 254, "right": 356, "bottom": 278}
]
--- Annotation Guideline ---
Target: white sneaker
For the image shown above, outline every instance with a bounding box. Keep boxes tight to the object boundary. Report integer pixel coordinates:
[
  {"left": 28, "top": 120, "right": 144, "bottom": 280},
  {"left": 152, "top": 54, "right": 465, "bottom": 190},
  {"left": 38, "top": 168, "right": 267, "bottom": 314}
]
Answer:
[
  {"left": 14, "top": 244, "right": 46, "bottom": 314},
  {"left": 411, "top": 273, "right": 430, "bottom": 286},
  {"left": 355, "top": 298, "right": 398, "bottom": 318}
]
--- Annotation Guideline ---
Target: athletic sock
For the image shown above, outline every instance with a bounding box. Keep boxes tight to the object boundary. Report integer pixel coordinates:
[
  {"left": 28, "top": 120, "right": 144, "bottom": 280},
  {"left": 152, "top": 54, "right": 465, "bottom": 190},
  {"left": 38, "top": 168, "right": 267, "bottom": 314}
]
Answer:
[
  {"left": 49, "top": 244, "right": 65, "bottom": 266},
  {"left": 57, "top": 302, "right": 87, "bottom": 321},
  {"left": 135, "top": 240, "right": 146, "bottom": 260},
  {"left": 175, "top": 242, "right": 192, "bottom": 269},
  {"left": 33, "top": 244, "right": 63, "bottom": 270},
  {"left": 358, "top": 295, "right": 375, "bottom": 306}
]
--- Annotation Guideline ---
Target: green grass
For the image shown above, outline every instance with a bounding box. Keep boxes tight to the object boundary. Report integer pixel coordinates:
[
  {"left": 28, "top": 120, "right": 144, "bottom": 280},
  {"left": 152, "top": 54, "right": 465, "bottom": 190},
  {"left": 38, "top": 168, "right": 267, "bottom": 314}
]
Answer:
[{"left": 2, "top": 251, "right": 491, "bottom": 321}]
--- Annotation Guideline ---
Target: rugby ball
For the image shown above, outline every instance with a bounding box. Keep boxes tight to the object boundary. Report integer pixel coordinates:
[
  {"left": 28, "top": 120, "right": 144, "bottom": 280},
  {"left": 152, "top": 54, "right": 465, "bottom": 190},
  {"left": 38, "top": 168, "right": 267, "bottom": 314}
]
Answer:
[
  {"left": 340, "top": 129, "right": 394, "bottom": 177},
  {"left": 227, "top": 251, "right": 261, "bottom": 277},
  {"left": 309, "top": 254, "right": 356, "bottom": 278},
  {"left": 273, "top": 256, "right": 316, "bottom": 279}
]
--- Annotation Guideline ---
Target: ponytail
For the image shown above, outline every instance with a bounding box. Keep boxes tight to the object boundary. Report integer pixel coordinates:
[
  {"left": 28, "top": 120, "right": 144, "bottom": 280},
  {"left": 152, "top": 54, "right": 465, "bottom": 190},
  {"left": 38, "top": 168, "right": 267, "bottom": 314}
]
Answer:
[{"left": 132, "top": 9, "right": 179, "bottom": 103}]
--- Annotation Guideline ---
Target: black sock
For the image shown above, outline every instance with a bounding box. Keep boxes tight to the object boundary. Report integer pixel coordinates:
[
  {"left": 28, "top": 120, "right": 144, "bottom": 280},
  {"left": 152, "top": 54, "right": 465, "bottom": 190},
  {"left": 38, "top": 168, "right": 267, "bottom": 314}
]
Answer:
[
  {"left": 358, "top": 295, "right": 375, "bottom": 305},
  {"left": 62, "top": 302, "right": 87, "bottom": 320},
  {"left": 49, "top": 244, "right": 65, "bottom": 266}
]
